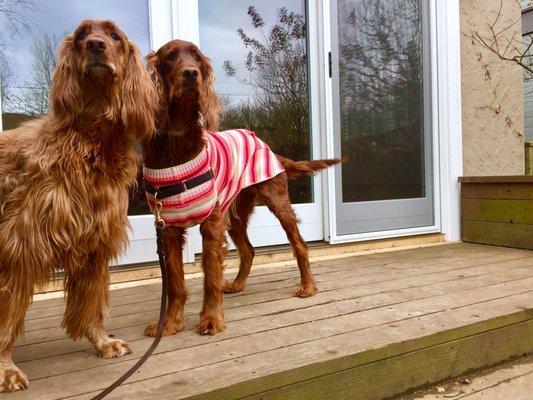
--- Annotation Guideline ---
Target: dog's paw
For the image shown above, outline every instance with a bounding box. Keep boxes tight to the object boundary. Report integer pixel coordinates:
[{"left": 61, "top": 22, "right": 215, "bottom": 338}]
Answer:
[
  {"left": 96, "top": 338, "right": 132, "bottom": 359},
  {"left": 0, "top": 366, "right": 29, "bottom": 393},
  {"left": 295, "top": 282, "right": 318, "bottom": 298},
  {"left": 144, "top": 319, "right": 183, "bottom": 337},
  {"left": 223, "top": 280, "right": 245, "bottom": 294},
  {"left": 196, "top": 315, "right": 226, "bottom": 335}
]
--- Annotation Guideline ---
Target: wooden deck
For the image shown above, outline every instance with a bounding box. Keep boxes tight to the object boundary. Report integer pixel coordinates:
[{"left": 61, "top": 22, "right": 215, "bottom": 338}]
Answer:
[{"left": 8, "top": 243, "right": 533, "bottom": 400}]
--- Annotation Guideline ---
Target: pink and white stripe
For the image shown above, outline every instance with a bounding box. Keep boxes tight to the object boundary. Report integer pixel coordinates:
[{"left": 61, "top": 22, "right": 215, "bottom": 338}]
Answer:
[{"left": 143, "top": 129, "right": 285, "bottom": 228}]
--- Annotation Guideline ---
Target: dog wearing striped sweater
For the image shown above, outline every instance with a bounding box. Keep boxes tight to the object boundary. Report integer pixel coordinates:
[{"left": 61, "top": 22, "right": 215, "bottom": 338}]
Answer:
[{"left": 142, "top": 40, "right": 340, "bottom": 336}]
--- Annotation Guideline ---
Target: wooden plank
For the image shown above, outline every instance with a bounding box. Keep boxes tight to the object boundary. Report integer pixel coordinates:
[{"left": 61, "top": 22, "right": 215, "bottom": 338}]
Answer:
[
  {"left": 24, "top": 243, "right": 514, "bottom": 321},
  {"left": 462, "top": 221, "right": 533, "bottom": 250},
  {"left": 241, "top": 319, "right": 533, "bottom": 400},
  {"left": 73, "top": 295, "right": 533, "bottom": 400},
  {"left": 18, "top": 252, "right": 531, "bottom": 346},
  {"left": 33, "top": 233, "right": 445, "bottom": 296},
  {"left": 459, "top": 176, "right": 533, "bottom": 184},
  {"left": 461, "top": 183, "right": 533, "bottom": 200},
  {"left": 14, "top": 264, "right": 533, "bottom": 380},
  {"left": 14, "top": 259, "right": 533, "bottom": 366},
  {"left": 26, "top": 243, "right": 524, "bottom": 314},
  {"left": 28, "top": 239, "right": 451, "bottom": 310},
  {"left": 462, "top": 198, "right": 533, "bottom": 224},
  {"left": 12, "top": 283, "right": 533, "bottom": 399}
]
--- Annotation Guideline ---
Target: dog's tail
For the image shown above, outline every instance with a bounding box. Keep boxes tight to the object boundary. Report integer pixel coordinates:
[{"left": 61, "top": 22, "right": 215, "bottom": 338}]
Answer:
[{"left": 277, "top": 155, "right": 343, "bottom": 180}]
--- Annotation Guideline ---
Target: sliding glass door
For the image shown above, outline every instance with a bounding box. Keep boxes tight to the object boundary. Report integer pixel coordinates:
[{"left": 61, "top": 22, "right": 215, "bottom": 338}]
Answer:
[{"left": 329, "top": 0, "right": 436, "bottom": 238}]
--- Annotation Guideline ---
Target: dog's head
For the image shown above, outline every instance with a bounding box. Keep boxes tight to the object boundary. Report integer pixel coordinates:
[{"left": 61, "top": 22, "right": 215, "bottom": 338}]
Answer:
[
  {"left": 146, "top": 39, "right": 221, "bottom": 132},
  {"left": 50, "top": 20, "right": 157, "bottom": 139}
]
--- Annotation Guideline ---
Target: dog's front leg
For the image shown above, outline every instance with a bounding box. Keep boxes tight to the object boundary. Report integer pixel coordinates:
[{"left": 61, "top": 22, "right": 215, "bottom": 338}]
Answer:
[
  {"left": 145, "top": 226, "right": 188, "bottom": 337},
  {"left": 0, "top": 265, "right": 32, "bottom": 392},
  {"left": 197, "top": 204, "right": 227, "bottom": 335},
  {"left": 0, "top": 341, "right": 28, "bottom": 393},
  {"left": 61, "top": 258, "right": 132, "bottom": 358}
]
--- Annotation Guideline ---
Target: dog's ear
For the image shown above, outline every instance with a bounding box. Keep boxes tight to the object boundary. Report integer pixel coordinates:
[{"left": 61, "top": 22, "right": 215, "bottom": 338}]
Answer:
[
  {"left": 50, "top": 34, "right": 81, "bottom": 125},
  {"left": 145, "top": 51, "right": 166, "bottom": 129},
  {"left": 198, "top": 50, "right": 222, "bottom": 132},
  {"left": 120, "top": 41, "right": 158, "bottom": 140}
]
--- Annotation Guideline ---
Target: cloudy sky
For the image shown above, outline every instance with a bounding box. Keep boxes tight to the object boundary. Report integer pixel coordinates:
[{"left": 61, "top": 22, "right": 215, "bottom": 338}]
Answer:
[
  {"left": 198, "top": 0, "right": 306, "bottom": 105},
  {"left": 0, "top": 0, "right": 306, "bottom": 113},
  {"left": 0, "top": 0, "right": 150, "bottom": 113}
]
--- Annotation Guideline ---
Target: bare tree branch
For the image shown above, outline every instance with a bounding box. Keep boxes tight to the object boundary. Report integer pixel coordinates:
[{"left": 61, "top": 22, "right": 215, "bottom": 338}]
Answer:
[{"left": 472, "top": 0, "right": 533, "bottom": 75}]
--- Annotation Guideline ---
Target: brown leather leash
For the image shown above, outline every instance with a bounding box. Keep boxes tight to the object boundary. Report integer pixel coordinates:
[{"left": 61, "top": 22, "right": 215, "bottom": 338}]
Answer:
[{"left": 91, "top": 198, "right": 168, "bottom": 400}]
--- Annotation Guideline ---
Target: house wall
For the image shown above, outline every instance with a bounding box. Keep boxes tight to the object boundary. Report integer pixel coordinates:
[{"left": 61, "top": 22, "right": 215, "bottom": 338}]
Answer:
[{"left": 460, "top": 0, "right": 525, "bottom": 176}]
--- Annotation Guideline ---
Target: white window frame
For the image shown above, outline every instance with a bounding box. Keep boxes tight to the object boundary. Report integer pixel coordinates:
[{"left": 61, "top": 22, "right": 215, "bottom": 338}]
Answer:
[{"left": 320, "top": 0, "right": 462, "bottom": 244}]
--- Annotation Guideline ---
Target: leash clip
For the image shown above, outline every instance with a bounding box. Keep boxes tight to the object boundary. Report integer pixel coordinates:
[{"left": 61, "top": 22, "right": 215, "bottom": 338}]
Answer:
[{"left": 153, "top": 193, "right": 166, "bottom": 229}]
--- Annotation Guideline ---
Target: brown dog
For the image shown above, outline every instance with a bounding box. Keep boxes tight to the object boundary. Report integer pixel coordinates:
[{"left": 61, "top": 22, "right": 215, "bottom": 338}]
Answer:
[
  {"left": 142, "top": 39, "right": 340, "bottom": 338},
  {"left": 0, "top": 20, "right": 158, "bottom": 392}
]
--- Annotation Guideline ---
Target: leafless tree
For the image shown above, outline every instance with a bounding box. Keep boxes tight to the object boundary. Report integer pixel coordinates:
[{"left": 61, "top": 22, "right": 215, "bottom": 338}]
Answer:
[
  {"left": 222, "top": 6, "right": 309, "bottom": 160},
  {"left": 0, "top": 0, "right": 36, "bottom": 108},
  {"left": 338, "top": 0, "right": 422, "bottom": 140},
  {"left": 472, "top": 0, "right": 532, "bottom": 77},
  {"left": 10, "top": 33, "right": 62, "bottom": 115},
  {"left": 0, "top": 0, "right": 36, "bottom": 36}
]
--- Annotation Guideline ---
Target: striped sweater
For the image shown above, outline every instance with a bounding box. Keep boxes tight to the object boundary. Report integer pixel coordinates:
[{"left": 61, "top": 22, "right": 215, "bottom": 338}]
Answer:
[{"left": 143, "top": 129, "right": 285, "bottom": 228}]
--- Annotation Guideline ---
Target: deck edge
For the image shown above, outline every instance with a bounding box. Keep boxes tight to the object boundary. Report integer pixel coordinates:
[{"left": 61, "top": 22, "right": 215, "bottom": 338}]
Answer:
[{"left": 186, "top": 309, "right": 533, "bottom": 400}]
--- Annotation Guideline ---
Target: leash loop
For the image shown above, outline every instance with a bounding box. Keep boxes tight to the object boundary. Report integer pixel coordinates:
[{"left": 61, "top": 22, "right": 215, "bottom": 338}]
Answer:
[{"left": 154, "top": 192, "right": 166, "bottom": 229}]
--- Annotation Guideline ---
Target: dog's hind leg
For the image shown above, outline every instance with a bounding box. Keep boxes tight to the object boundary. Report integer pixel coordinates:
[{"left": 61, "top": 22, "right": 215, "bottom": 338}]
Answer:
[
  {"left": 256, "top": 174, "right": 318, "bottom": 298},
  {"left": 224, "top": 188, "right": 257, "bottom": 294},
  {"left": 62, "top": 256, "right": 132, "bottom": 359},
  {"left": 145, "top": 226, "right": 187, "bottom": 337},
  {"left": 0, "top": 272, "right": 31, "bottom": 392},
  {"left": 197, "top": 203, "right": 227, "bottom": 335}
]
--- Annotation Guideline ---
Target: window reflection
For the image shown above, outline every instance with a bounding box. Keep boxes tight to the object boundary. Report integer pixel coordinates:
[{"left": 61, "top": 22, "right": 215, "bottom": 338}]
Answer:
[
  {"left": 338, "top": 0, "right": 425, "bottom": 202},
  {"left": 199, "top": 0, "right": 312, "bottom": 203},
  {"left": 0, "top": 0, "right": 151, "bottom": 215}
]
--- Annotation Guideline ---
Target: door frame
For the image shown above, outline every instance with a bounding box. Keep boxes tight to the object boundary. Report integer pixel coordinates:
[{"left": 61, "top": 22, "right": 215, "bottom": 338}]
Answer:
[{"left": 320, "top": 0, "right": 463, "bottom": 244}]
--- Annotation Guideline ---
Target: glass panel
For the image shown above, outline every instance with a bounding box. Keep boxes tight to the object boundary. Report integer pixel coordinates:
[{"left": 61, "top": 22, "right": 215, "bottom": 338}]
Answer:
[
  {"left": 0, "top": 0, "right": 151, "bottom": 215},
  {"left": 198, "top": 0, "right": 312, "bottom": 203},
  {"left": 337, "top": 0, "right": 425, "bottom": 202}
]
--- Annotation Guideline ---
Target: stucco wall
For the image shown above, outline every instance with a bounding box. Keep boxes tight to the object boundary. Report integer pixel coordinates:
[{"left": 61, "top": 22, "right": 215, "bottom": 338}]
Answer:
[{"left": 460, "top": 0, "right": 525, "bottom": 176}]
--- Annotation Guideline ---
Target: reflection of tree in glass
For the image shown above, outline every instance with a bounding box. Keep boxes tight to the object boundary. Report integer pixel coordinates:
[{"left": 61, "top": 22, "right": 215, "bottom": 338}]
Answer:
[
  {"left": 0, "top": 0, "right": 37, "bottom": 109},
  {"left": 339, "top": 0, "right": 424, "bottom": 202},
  {"left": 221, "top": 6, "right": 311, "bottom": 203},
  {"left": 340, "top": 0, "right": 421, "bottom": 141},
  {"left": 10, "top": 33, "right": 62, "bottom": 115}
]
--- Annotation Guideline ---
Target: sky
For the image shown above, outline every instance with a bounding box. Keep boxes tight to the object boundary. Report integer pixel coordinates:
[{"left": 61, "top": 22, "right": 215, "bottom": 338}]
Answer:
[
  {"left": 199, "top": 0, "right": 306, "bottom": 105},
  {"left": 0, "top": 0, "right": 150, "bottom": 113},
  {"left": 0, "top": 0, "right": 306, "bottom": 113}
]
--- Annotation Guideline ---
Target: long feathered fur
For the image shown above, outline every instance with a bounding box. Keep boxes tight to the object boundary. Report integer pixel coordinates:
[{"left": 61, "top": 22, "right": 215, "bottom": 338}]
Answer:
[
  {"left": 277, "top": 156, "right": 343, "bottom": 180},
  {"left": 0, "top": 20, "right": 158, "bottom": 389}
]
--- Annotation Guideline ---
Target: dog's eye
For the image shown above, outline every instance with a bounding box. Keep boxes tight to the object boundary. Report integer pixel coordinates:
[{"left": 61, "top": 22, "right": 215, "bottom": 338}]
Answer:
[
  {"left": 167, "top": 52, "right": 176, "bottom": 62},
  {"left": 75, "top": 31, "right": 86, "bottom": 42},
  {"left": 194, "top": 55, "right": 201, "bottom": 64},
  {"left": 110, "top": 32, "right": 121, "bottom": 41}
]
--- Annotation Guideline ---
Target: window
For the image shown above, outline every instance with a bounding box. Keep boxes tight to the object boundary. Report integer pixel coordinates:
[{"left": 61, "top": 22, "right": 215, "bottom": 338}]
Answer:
[
  {"left": 0, "top": 0, "right": 152, "bottom": 215},
  {"left": 198, "top": 0, "right": 313, "bottom": 203}
]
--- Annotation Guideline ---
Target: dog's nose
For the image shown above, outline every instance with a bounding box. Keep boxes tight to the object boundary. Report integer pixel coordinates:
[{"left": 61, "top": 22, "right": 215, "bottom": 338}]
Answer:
[
  {"left": 87, "top": 39, "right": 107, "bottom": 54},
  {"left": 183, "top": 68, "right": 199, "bottom": 81}
]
